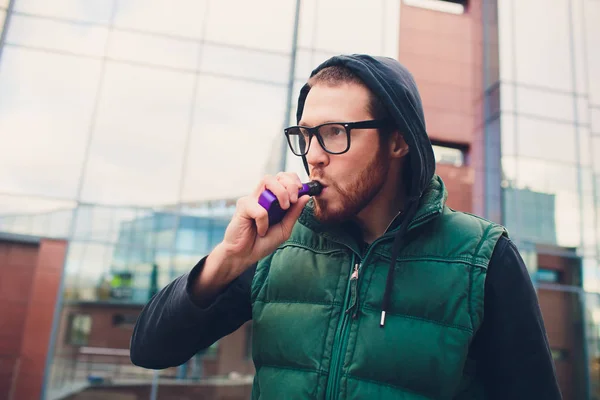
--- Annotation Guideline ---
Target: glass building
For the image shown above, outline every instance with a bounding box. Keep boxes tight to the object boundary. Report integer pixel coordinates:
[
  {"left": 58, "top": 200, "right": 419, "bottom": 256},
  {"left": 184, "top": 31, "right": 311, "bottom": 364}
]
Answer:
[
  {"left": 489, "top": 0, "right": 600, "bottom": 398},
  {"left": 0, "top": 1, "right": 400, "bottom": 399},
  {"left": 1, "top": 0, "right": 600, "bottom": 399}
]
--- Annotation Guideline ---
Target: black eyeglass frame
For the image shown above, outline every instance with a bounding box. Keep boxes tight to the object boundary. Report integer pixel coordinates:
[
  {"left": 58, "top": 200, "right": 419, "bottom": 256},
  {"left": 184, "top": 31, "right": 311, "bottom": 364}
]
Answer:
[{"left": 284, "top": 119, "right": 393, "bottom": 156}]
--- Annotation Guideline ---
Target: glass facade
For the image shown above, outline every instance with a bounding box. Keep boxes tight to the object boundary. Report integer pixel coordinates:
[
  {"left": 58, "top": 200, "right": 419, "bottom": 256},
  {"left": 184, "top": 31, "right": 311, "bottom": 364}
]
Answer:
[
  {"left": 0, "top": 1, "right": 400, "bottom": 398},
  {"left": 497, "top": 0, "right": 600, "bottom": 398},
  {"left": 2, "top": 0, "right": 599, "bottom": 398}
]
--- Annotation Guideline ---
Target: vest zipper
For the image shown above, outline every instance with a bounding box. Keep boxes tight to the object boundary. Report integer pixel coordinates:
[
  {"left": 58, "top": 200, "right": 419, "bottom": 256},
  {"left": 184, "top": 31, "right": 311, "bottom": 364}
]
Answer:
[
  {"left": 323, "top": 235, "right": 398, "bottom": 399},
  {"left": 345, "top": 263, "right": 360, "bottom": 319},
  {"left": 326, "top": 257, "right": 359, "bottom": 400}
]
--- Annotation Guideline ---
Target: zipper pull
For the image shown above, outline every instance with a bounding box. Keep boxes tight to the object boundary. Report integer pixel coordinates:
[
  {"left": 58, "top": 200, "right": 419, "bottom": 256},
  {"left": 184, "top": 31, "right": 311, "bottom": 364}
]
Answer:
[
  {"left": 350, "top": 263, "right": 359, "bottom": 280},
  {"left": 345, "top": 263, "right": 361, "bottom": 319}
]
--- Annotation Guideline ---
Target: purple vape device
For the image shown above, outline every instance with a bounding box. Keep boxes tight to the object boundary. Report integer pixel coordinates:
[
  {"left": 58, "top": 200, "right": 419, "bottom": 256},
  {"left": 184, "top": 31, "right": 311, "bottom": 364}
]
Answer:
[{"left": 258, "top": 181, "right": 323, "bottom": 225}]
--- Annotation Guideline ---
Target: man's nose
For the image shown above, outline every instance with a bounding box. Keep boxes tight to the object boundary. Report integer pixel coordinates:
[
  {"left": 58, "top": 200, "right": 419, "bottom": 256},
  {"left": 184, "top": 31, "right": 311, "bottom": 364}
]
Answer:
[{"left": 305, "top": 136, "right": 329, "bottom": 166}]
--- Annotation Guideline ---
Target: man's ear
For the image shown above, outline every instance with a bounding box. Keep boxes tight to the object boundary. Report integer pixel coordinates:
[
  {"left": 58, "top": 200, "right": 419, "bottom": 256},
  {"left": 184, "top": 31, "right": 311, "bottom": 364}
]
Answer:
[{"left": 389, "top": 131, "right": 410, "bottom": 158}]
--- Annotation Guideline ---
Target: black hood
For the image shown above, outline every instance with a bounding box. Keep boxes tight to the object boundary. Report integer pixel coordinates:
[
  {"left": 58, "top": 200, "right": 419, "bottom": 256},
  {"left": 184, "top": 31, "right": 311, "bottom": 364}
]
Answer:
[
  {"left": 295, "top": 54, "right": 436, "bottom": 200},
  {"left": 295, "top": 54, "right": 437, "bottom": 328}
]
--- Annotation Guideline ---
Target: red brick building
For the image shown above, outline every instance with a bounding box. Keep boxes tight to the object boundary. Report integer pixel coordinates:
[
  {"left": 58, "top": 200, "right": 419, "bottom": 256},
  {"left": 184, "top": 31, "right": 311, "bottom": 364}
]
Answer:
[{"left": 0, "top": 233, "right": 67, "bottom": 400}]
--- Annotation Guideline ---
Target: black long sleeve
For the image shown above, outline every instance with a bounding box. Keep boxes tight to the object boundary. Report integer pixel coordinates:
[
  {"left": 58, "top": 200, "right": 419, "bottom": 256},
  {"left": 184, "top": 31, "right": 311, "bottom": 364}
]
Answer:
[
  {"left": 130, "top": 256, "right": 255, "bottom": 369},
  {"left": 472, "top": 236, "right": 562, "bottom": 399},
  {"left": 131, "top": 235, "right": 562, "bottom": 399}
]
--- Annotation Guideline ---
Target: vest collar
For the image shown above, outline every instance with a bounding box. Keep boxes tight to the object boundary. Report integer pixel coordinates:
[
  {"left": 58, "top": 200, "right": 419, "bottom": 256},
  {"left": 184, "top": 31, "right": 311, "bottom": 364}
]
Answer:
[{"left": 298, "top": 175, "right": 447, "bottom": 248}]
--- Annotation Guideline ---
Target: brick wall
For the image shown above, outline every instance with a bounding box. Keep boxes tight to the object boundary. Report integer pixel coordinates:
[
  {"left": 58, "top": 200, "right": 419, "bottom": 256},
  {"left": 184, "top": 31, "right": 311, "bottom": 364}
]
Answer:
[
  {"left": 398, "top": 1, "right": 485, "bottom": 214},
  {"left": 0, "top": 236, "right": 67, "bottom": 400}
]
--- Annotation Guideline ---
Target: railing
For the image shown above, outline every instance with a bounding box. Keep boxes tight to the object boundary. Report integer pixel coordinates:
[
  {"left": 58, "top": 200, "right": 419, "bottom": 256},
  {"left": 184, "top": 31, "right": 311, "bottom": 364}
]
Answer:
[{"left": 49, "top": 346, "right": 179, "bottom": 390}]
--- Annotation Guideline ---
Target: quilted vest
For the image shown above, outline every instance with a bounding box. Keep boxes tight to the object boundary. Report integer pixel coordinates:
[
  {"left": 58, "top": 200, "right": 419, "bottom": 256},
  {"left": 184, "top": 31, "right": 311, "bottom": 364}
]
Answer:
[{"left": 250, "top": 176, "right": 507, "bottom": 400}]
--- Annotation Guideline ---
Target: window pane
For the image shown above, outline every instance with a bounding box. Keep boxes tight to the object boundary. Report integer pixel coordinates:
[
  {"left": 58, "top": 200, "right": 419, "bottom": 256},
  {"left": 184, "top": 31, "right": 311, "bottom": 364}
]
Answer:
[
  {"left": 0, "top": 194, "right": 74, "bottom": 238},
  {"left": 592, "top": 108, "right": 600, "bottom": 135},
  {"left": 501, "top": 114, "right": 516, "bottom": 157},
  {"left": 311, "top": 1, "right": 385, "bottom": 54},
  {"left": 515, "top": 158, "right": 579, "bottom": 194},
  {"left": 14, "top": 0, "right": 114, "bottom": 24},
  {"left": 579, "top": 127, "right": 591, "bottom": 168},
  {"left": 107, "top": 30, "right": 200, "bottom": 70},
  {"left": 200, "top": 44, "right": 290, "bottom": 84},
  {"left": 403, "top": 0, "right": 465, "bottom": 14},
  {"left": 503, "top": 157, "right": 582, "bottom": 248},
  {"left": 593, "top": 136, "right": 600, "bottom": 174},
  {"left": 81, "top": 62, "right": 195, "bottom": 205},
  {"left": 181, "top": 76, "right": 287, "bottom": 201},
  {"left": 113, "top": 0, "right": 207, "bottom": 38},
  {"left": 577, "top": 96, "right": 589, "bottom": 126},
  {"left": 204, "top": 0, "right": 295, "bottom": 52},
  {"left": 0, "top": 11, "right": 6, "bottom": 35},
  {"left": 0, "top": 47, "right": 102, "bottom": 198},
  {"left": 516, "top": 86, "right": 574, "bottom": 123},
  {"left": 432, "top": 145, "right": 464, "bottom": 167},
  {"left": 582, "top": 195, "right": 596, "bottom": 255},
  {"left": 588, "top": 2, "right": 600, "bottom": 105},
  {"left": 517, "top": 117, "right": 577, "bottom": 164},
  {"left": 498, "top": 0, "right": 514, "bottom": 82},
  {"left": 6, "top": 15, "right": 109, "bottom": 57},
  {"left": 73, "top": 204, "right": 146, "bottom": 243},
  {"left": 501, "top": 83, "right": 515, "bottom": 113},
  {"left": 64, "top": 242, "right": 115, "bottom": 301},
  {"left": 513, "top": 0, "right": 572, "bottom": 91}
]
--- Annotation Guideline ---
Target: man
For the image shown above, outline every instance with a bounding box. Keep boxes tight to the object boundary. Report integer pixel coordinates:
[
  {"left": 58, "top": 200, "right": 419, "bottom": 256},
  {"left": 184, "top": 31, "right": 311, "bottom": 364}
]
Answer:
[{"left": 131, "top": 54, "right": 561, "bottom": 399}]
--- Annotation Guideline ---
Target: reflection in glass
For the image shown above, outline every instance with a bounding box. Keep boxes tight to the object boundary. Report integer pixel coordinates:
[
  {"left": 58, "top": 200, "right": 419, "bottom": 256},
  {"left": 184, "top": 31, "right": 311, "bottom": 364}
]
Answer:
[
  {"left": 14, "top": 0, "right": 114, "bottom": 24},
  {"left": 577, "top": 96, "right": 589, "bottom": 126},
  {"left": 517, "top": 117, "right": 577, "bottom": 164},
  {"left": 512, "top": 0, "right": 572, "bottom": 91},
  {"left": 582, "top": 195, "right": 597, "bottom": 256},
  {"left": 0, "top": 11, "right": 6, "bottom": 35},
  {"left": 6, "top": 15, "right": 110, "bottom": 57},
  {"left": 68, "top": 242, "right": 115, "bottom": 301},
  {"left": 113, "top": 0, "right": 207, "bottom": 39},
  {"left": 200, "top": 44, "right": 290, "bottom": 84},
  {"left": 0, "top": 194, "right": 75, "bottom": 238},
  {"left": 204, "top": 0, "right": 295, "bottom": 52},
  {"left": 307, "top": 0, "right": 385, "bottom": 54},
  {"left": 107, "top": 30, "right": 200, "bottom": 70},
  {"left": 586, "top": 292, "right": 600, "bottom": 398},
  {"left": 182, "top": 76, "right": 287, "bottom": 201},
  {"left": 81, "top": 62, "right": 195, "bottom": 205},
  {"left": 579, "top": 127, "right": 591, "bottom": 168},
  {"left": 593, "top": 137, "right": 600, "bottom": 174},
  {"left": 502, "top": 157, "right": 584, "bottom": 248},
  {"left": 516, "top": 86, "right": 574, "bottom": 122},
  {"left": 592, "top": 108, "right": 600, "bottom": 135},
  {"left": 0, "top": 47, "right": 102, "bottom": 198}
]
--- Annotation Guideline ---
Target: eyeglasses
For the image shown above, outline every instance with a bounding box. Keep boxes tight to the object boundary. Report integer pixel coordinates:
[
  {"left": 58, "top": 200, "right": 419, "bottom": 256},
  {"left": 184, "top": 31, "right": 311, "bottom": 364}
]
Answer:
[{"left": 284, "top": 119, "right": 393, "bottom": 156}]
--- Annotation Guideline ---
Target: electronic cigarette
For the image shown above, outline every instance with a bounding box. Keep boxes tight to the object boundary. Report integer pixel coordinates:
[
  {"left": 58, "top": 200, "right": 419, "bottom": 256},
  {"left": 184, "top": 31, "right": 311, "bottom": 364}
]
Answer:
[{"left": 258, "top": 181, "right": 323, "bottom": 226}]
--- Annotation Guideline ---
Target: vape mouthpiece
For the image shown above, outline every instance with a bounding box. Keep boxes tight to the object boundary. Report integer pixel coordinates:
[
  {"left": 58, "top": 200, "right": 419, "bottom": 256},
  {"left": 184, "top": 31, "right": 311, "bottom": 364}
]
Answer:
[
  {"left": 300, "top": 181, "right": 323, "bottom": 197},
  {"left": 258, "top": 180, "right": 323, "bottom": 226}
]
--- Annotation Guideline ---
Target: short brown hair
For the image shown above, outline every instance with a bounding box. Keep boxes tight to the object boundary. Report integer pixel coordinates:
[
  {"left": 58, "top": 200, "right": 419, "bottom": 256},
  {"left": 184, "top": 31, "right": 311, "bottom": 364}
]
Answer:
[{"left": 307, "top": 65, "right": 391, "bottom": 123}]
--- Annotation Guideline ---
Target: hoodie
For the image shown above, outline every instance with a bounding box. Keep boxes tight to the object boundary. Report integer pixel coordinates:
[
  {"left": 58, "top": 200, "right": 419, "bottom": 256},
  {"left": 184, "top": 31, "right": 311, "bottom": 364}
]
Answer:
[{"left": 295, "top": 54, "right": 436, "bottom": 326}]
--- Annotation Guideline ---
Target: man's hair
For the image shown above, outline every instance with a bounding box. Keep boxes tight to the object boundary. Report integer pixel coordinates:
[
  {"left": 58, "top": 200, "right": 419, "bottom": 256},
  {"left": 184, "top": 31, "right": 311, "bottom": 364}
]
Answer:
[
  {"left": 307, "top": 65, "right": 391, "bottom": 126},
  {"left": 308, "top": 65, "right": 411, "bottom": 187}
]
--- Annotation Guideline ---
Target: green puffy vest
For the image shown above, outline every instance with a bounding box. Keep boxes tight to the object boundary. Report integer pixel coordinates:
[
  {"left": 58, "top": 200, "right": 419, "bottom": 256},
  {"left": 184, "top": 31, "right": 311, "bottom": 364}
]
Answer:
[{"left": 250, "top": 176, "right": 507, "bottom": 400}]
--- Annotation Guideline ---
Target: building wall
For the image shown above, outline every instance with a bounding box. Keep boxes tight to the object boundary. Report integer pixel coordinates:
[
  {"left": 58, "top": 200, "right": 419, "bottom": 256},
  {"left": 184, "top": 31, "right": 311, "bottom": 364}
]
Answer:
[
  {"left": 0, "top": 236, "right": 67, "bottom": 400},
  {"left": 496, "top": 0, "right": 600, "bottom": 396},
  {"left": 397, "top": 1, "right": 483, "bottom": 213}
]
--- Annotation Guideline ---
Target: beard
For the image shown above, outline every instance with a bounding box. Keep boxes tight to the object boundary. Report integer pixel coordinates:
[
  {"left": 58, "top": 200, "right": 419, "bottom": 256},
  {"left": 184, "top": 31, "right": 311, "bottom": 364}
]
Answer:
[{"left": 311, "top": 146, "right": 390, "bottom": 224}]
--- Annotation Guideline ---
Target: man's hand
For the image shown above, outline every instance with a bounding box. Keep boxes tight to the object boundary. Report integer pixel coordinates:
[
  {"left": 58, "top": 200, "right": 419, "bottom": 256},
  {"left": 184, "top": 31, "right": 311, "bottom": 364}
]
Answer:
[{"left": 193, "top": 172, "right": 310, "bottom": 304}]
